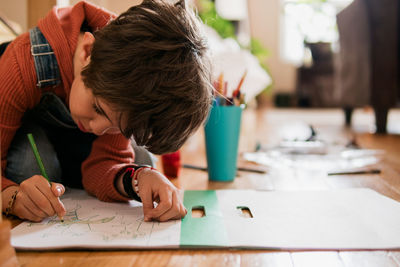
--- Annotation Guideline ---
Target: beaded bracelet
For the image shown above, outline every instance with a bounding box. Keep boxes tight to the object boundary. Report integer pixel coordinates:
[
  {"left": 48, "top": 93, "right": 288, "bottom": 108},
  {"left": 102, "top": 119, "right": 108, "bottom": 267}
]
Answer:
[
  {"left": 132, "top": 166, "right": 155, "bottom": 196},
  {"left": 5, "top": 190, "right": 18, "bottom": 217},
  {"left": 123, "top": 165, "right": 156, "bottom": 200}
]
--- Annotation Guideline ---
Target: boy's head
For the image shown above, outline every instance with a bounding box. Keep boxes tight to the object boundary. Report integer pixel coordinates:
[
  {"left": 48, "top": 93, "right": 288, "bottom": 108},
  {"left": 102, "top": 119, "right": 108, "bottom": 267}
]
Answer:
[{"left": 81, "top": 0, "right": 213, "bottom": 154}]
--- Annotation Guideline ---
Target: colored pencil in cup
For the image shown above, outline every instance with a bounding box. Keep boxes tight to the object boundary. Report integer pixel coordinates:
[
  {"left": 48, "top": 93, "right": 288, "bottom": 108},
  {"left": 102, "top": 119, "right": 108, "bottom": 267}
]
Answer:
[{"left": 233, "top": 70, "right": 247, "bottom": 99}]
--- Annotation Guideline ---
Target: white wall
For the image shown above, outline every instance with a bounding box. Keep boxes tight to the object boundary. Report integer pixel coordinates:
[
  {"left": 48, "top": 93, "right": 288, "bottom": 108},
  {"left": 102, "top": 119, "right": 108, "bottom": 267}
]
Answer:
[
  {"left": 70, "top": 0, "right": 142, "bottom": 14},
  {"left": 0, "top": 0, "right": 27, "bottom": 33},
  {"left": 248, "top": 0, "right": 296, "bottom": 94}
]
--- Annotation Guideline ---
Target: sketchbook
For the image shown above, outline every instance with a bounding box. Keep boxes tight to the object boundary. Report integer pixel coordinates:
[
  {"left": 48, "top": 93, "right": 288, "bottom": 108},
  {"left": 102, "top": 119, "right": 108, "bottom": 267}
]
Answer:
[{"left": 11, "top": 188, "right": 400, "bottom": 250}]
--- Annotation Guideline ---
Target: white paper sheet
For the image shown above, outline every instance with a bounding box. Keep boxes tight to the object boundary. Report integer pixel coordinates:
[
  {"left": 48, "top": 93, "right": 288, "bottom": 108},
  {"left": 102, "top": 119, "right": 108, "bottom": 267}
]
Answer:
[
  {"left": 11, "top": 189, "right": 180, "bottom": 250},
  {"left": 11, "top": 188, "right": 400, "bottom": 250},
  {"left": 217, "top": 189, "right": 400, "bottom": 249}
]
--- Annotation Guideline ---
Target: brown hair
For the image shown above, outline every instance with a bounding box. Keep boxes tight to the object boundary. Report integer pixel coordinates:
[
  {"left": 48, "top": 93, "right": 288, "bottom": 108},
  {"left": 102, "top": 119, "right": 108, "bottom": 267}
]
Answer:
[{"left": 81, "top": 0, "right": 212, "bottom": 154}]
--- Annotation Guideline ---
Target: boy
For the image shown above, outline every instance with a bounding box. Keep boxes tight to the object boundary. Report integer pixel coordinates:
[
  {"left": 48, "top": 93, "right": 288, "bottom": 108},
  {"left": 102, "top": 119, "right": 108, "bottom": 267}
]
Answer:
[{"left": 1, "top": 0, "right": 212, "bottom": 222}]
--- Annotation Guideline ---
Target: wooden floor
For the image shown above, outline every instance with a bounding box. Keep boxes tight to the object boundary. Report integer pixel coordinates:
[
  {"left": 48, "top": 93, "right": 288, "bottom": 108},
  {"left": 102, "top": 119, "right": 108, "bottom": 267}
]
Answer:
[{"left": 9, "top": 107, "right": 400, "bottom": 266}]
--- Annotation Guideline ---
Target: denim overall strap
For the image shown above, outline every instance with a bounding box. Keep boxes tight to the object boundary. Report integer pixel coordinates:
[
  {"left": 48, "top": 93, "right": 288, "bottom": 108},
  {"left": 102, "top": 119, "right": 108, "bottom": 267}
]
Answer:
[{"left": 29, "top": 27, "right": 61, "bottom": 88}]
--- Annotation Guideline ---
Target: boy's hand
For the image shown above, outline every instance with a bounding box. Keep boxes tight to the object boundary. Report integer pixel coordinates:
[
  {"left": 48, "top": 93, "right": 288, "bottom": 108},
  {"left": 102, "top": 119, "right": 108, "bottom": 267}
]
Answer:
[
  {"left": 3, "top": 175, "right": 66, "bottom": 222},
  {"left": 137, "top": 169, "right": 187, "bottom": 222}
]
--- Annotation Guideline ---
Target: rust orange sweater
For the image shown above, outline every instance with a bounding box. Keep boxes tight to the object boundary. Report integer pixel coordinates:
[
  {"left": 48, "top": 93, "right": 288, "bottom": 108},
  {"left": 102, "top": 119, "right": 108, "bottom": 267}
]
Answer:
[{"left": 0, "top": 1, "right": 132, "bottom": 202}]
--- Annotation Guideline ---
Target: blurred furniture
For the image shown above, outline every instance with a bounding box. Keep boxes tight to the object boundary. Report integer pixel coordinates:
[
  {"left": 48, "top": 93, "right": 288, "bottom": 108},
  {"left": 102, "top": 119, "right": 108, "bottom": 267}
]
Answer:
[
  {"left": 335, "top": 0, "right": 399, "bottom": 133},
  {"left": 297, "top": 42, "right": 335, "bottom": 107}
]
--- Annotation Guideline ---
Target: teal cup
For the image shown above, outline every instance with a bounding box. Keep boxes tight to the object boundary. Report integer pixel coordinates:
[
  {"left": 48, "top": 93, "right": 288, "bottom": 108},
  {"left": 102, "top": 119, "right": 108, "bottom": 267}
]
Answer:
[{"left": 204, "top": 103, "right": 243, "bottom": 181}]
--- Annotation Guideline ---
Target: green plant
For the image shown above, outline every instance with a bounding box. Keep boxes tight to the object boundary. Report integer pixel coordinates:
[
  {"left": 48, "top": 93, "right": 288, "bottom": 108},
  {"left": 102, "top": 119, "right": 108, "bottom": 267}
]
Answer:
[
  {"left": 198, "top": 0, "right": 272, "bottom": 94},
  {"left": 250, "top": 38, "right": 269, "bottom": 70},
  {"left": 197, "top": 0, "right": 236, "bottom": 39}
]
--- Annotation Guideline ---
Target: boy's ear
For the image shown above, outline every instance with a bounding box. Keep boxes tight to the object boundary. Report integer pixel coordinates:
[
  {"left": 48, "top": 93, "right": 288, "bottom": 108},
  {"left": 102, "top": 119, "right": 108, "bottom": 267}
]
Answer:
[
  {"left": 80, "top": 32, "right": 95, "bottom": 66},
  {"left": 175, "top": 0, "right": 186, "bottom": 9}
]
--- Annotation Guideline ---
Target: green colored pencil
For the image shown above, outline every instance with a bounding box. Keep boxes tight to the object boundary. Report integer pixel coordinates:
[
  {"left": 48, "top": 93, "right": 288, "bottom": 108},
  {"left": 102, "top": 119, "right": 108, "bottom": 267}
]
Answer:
[
  {"left": 27, "top": 133, "right": 50, "bottom": 182},
  {"left": 27, "top": 133, "right": 63, "bottom": 222}
]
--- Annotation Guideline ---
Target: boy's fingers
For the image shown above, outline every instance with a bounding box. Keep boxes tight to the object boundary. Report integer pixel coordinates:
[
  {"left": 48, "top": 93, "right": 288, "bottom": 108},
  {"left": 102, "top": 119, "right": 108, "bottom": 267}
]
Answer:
[
  {"left": 156, "top": 192, "right": 178, "bottom": 222},
  {"left": 50, "top": 183, "right": 66, "bottom": 218},
  {"left": 12, "top": 193, "right": 47, "bottom": 221},
  {"left": 22, "top": 211, "right": 43, "bottom": 222},
  {"left": 22, "top": 204, "right": 45, "bottom": 222},
  {"left": 53, "top": 197, "right": 66, "bottom": 218},
  {"left": 176, "top": 195, "right": 187, "bottom": 218},
  {"left": 14, "top": 201, "right": 44, "bottom": 222},
  {"left": 157, "top": 191, "right": 186, "bottom": 222},
  {"left": 177, "top": 189, "right": 185, "bottom": 200},
  {"left": 145, "top": 190, "right": 173, "bottom": 220},
  {"left": 140, "top": 188, "right": 155, "bottom": 221},
  {"left": 51, "top": 183, "right": 65, "bottom": 197},
  {"left": 21, "top": 179, "right": 54, "bottom": 216},
  {"left": 183, "top": 206, "right": 188, "bottom": 216},
  {"left": 176, "top": 190, "right": 187, "bottom": 216},
  {"left": 156, "top": 209, "right": 176, "bottom": 222},
  {"left": 163, "top": 207, "right": 187, "bottom": 221},
  {"left": 33, "top": 180, "right": 65, "bottom": 218},
  {"left": 17, "top": 191, "right": 47, "bottom": 218},
  {"left": 45, "top": 185, "right": 66, "bottom": 218}
]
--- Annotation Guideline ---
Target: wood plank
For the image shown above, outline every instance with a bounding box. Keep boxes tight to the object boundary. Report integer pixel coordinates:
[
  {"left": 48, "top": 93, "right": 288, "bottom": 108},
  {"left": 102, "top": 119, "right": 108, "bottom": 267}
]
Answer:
[
  {"left": 85, "top": 251, "right": 145, "bottom": 267},
  {"left": 240, "top": 252, "right": 293, "bottom": 267},
  {"left": 340, "top": 251, "right": 399, "bottom": 267},
  {"left": 166, "top": 251, "right": 194, "bottom": 267},
  {"left": 188, "top": 251, "right": 241, "bottom": 267},
  {"left": 291, "top": 252, "right": 343, "bottom": 267},
  {"left": 356, "top": 133, "right": 400, "bottom": 193},
  {"left": 124, "top": 251, "right": 172, "bottom": 267},
  {"left": 17, "top": 251, "right": 91, "bottom": 266}
]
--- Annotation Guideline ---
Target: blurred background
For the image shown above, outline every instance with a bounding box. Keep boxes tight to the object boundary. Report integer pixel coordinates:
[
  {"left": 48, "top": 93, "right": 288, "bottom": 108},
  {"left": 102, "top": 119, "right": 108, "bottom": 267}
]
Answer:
[{"left": 0, "top": 0, "right": 398, "bottom": 133}]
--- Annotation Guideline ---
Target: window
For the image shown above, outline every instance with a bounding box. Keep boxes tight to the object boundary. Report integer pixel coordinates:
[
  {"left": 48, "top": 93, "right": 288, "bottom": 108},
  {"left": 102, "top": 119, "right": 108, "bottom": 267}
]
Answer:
[{"left": 281, "top": 0, "right": 353, "bottom": 66}]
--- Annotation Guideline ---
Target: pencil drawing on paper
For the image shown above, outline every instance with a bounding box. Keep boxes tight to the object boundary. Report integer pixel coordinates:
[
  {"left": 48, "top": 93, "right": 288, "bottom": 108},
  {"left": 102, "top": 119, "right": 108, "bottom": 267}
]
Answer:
[
  {"left": 11, "top": 189, "right": 181, "bottom": 248},
  {"left": 29, "top": 204, "right": 115, "bottom": 227}
]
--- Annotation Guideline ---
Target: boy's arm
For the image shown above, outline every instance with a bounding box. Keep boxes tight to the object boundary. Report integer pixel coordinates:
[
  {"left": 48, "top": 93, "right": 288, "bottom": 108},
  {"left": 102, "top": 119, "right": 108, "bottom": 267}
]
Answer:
[
  {"left": 0, "top": 38, "right": 40, "bottom": 192},
  {"left": 114, "top": 166, "right": 187, "bottom": 222},
  {"left": 81, "top": 133, "right": 134, "bottom": 202},
  {"left": 82, "top": 134, "right": 187, "bottom": 221}
]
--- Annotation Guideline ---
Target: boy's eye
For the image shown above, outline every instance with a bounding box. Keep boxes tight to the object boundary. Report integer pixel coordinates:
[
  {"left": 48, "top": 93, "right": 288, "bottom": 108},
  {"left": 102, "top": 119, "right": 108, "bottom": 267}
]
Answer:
[{"left": 92, "top": 103, "right": 102, "bottom": 115}]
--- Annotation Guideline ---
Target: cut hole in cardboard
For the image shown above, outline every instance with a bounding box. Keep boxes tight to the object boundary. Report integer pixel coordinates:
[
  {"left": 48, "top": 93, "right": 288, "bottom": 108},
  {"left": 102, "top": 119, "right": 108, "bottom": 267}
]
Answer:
[
  {"left": 237, "top": 206, "right": 253, "bottom": 218},
  {"left": 191, "top": 206, "right": 205, "bottom": 218}
]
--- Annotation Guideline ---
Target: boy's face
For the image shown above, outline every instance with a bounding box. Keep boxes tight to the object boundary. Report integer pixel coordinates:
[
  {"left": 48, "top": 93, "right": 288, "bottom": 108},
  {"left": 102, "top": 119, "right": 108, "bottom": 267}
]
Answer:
[
  {"left": 69, "top": 32, "right": 121, "bottom": 136},
  {"left": 69, "top": 74, "right": 121, "bottom": 136}
]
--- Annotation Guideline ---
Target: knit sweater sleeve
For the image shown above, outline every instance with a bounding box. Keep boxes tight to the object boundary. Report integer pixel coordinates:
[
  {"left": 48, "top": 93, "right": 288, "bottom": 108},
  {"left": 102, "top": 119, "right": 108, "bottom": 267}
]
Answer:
[
  {"left": 81, "top": 133, "right": 134, "bottom": 202},
  {"left": 0, "top": 36, "right": 41, "bottom": 191}
]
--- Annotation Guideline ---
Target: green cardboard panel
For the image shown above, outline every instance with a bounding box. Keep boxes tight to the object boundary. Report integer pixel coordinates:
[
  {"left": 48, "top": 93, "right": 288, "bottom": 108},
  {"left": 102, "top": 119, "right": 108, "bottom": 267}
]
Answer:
[{"left": 180, "top": 190, "right": 228, "bottom": 247}]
